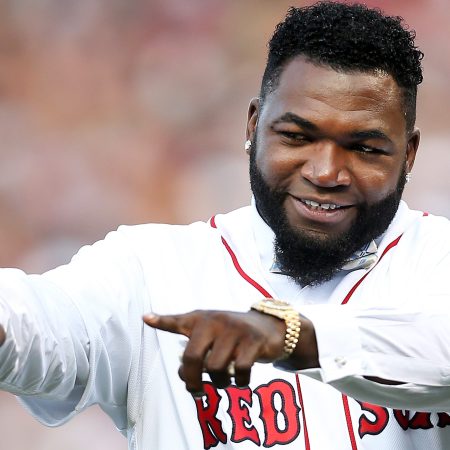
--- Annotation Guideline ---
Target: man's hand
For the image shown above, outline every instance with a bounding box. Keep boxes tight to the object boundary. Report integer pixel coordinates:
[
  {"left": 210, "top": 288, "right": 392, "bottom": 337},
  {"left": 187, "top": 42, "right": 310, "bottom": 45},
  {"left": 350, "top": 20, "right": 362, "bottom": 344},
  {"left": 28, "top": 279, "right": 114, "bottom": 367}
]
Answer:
[
  {"left": 143, "top": 310, "right": 286, "bottom": 396},
  {"left": 0, "top": 325, "right": 5, "bottom": 346}
]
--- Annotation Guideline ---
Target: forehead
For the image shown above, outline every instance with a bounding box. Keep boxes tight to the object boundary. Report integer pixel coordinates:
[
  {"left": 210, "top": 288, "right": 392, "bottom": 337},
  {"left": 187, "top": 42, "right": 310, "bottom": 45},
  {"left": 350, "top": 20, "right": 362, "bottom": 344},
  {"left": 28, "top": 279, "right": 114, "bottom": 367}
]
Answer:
[{"left": 261, "top": 56, "right": 406, "bottom": 134}]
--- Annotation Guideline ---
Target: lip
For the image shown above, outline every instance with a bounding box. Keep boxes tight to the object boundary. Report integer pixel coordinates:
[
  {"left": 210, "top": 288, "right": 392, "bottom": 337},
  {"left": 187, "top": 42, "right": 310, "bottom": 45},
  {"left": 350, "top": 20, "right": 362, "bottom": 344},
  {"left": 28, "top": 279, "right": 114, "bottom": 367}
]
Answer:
[{"left": 287, "top": 195, "right": 356, "bottom": 226}]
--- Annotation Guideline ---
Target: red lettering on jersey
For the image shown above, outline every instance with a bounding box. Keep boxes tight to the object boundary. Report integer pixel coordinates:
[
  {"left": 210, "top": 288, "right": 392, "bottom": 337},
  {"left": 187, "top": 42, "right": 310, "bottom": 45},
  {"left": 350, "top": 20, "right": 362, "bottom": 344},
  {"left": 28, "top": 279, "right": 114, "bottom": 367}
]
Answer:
[
  {"left": 255, "top": 379, "right": 301, "bottom": 447},
  {"left": 409, "top": 412, "right": 434, "bottom": 429},
  {"left": 437, "top": 413, "right": 450, "bottom": 428},
  {"left": 393, "top": 410, "right": 433, "bottom": 430},
  {"left": 226, "top": 386, "right": 261, "bottom": 446},
  {"left": 357, "top": 402, "right": 389, "bottom": 438},
  {"left": 195, "top": 383, "right": 227, "bottom": 449}
]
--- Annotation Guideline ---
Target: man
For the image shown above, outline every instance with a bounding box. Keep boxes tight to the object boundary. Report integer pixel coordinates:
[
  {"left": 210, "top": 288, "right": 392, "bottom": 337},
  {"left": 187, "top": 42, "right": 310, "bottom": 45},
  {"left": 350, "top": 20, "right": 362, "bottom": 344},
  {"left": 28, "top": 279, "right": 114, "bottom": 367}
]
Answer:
[{"left": 0, "top": 2, "right": 449, "bottom": 449}]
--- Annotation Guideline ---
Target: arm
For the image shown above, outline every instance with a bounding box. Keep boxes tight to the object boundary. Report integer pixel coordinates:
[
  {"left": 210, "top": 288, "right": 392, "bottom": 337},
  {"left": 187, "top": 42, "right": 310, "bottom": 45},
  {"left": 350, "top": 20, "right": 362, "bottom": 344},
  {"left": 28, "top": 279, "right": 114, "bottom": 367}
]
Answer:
[
  {"left": 298, "top": 302, "right": 450, "bottom": 411},
  {"left": 0, "top": 228, "right": 147, "bottom": 429},
  {"left": 145, "top": 221, "right": 450, "bottom": 409},
  {"left": 144, "top": 300, "right": 450, "bottom": 411}
]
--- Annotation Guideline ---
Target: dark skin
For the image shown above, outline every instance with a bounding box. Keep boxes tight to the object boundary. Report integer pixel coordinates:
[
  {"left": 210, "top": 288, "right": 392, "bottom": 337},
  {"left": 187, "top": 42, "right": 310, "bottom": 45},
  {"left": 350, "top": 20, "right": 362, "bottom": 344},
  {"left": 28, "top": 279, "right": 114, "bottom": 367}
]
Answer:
[
  {"left": 144, "top": 58, "right": 420, "bottom": 396},
  {"left": 0, "top": 59, "right": 418, "bottom": 395},
  {"left": 0, "top": 60, "right": 418, "bottom": 394},
  {"left": 250, "top": 58, "right": 419, "bottom": 239},
  {"left": 144, "top": 310, "right": 318, "bottom": 394}
]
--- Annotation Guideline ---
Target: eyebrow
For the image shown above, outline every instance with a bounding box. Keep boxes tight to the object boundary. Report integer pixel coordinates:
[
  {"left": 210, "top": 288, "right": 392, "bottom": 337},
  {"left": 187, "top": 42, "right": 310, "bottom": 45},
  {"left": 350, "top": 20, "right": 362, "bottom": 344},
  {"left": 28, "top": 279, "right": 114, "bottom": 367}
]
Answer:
[
  {"left": 349, "top": 130, "right": 393, "bottom": 144},
  {"left": 271, "top": 112, "right": 319, "bottom": 131},
  {"left": 272, "top": 112, "right": 393, "bottom": 144}
]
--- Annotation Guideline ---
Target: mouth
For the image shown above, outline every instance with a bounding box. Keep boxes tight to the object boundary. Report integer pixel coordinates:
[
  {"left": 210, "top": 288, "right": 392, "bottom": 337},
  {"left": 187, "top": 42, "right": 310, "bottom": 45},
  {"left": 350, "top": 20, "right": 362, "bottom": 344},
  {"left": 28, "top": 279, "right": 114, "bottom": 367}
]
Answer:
[
  {"left": 287, "top": 195, "right": 356, "bottom": 229},
  {"left": 299, "top": 198, "right": 350, "bottom": 211}
]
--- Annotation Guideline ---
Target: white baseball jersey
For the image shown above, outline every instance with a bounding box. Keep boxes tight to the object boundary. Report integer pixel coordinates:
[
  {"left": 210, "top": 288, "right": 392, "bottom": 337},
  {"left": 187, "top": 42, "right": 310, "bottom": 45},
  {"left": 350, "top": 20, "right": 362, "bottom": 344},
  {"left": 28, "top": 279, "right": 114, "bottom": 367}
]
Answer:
[{"left": 0, "top": 200, "right": 449, "bottom": 449}]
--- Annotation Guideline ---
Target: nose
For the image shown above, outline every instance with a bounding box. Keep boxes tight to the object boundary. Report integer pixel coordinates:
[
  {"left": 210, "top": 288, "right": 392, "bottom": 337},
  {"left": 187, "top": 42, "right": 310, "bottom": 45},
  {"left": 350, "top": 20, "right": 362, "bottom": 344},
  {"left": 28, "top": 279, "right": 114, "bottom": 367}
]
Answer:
[{"left": 300, "top": 142, "right": 351, "bottom": 188}]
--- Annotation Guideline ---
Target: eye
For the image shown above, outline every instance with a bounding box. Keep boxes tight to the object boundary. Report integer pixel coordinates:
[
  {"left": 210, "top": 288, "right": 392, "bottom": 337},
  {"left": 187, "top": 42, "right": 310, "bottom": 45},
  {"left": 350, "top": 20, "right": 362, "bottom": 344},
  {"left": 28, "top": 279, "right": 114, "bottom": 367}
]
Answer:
[
  {"left": 279, "top": 131, "right": 310, "bottom": 145},
  {"left": 351, "top": 144, "right": 385, "bottom": 155}
]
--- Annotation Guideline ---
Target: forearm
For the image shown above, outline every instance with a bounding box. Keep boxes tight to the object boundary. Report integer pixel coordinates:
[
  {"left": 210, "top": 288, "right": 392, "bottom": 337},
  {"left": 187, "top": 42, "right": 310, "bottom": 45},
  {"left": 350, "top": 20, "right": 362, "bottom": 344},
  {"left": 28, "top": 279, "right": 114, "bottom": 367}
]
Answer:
[{"left": 275, "top": 302, "right": 450, "bottom": 409}]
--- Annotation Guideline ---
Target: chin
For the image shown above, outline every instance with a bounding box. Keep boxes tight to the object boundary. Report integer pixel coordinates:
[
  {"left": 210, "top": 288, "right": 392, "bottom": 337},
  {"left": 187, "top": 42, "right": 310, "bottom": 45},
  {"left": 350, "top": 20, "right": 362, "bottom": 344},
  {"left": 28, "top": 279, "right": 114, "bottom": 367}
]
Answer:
[{"left": 288, "top": 220, "right": 352, "bottom": 241}]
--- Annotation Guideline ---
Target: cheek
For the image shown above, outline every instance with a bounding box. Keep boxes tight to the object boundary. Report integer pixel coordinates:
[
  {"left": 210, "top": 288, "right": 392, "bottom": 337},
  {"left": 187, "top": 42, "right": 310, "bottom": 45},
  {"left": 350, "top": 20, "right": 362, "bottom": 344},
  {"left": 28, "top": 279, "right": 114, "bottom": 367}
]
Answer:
[
  {"left": 355, "top": 164, "right": 403, "bottom": 203},
  {"left": 255, "top": 143, "right": 301, "bottom": 188},
  {"left": 256, "top": 153, "right": 297, "bottom": 189}
]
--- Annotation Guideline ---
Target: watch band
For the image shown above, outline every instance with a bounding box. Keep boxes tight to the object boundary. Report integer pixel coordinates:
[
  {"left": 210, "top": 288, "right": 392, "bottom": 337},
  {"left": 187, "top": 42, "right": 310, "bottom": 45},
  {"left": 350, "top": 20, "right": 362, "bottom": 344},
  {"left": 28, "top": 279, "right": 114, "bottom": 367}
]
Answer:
[{"left": 251, "top": 298, "right": 301, "bottom": 359}]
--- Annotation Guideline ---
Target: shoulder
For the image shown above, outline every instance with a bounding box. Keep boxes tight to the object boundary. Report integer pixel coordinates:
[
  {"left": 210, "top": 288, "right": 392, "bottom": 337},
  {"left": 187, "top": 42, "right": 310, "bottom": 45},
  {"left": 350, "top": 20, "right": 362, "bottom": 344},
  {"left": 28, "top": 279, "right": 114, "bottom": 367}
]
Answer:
[
  {"left": 115, "top": 205, "right": 253, "bottom": 256},
  {"left": 385, "top": 201, "right": 449, "bottom": 245},
  {"left": 390, "top": 203, "right": 450, "bottom": 275},
  {"left": 401, "top": 207, "right": 449, "bottom": 249}
]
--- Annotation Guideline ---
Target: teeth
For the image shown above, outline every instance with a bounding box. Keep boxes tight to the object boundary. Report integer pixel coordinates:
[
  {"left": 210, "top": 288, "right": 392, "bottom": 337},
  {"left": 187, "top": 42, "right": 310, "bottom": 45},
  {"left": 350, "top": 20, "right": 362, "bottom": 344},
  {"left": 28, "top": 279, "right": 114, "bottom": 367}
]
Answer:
[{"left": 302, "top": 199, "right": 340, "bottom": 210}]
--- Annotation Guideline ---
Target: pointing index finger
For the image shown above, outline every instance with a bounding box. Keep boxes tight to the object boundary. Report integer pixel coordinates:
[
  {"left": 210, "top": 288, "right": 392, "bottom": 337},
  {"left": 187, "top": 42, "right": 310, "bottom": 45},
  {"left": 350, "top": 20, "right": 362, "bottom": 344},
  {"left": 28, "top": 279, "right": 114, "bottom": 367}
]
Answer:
[{"left": 143, "top": 313, "right": 194, "bottom": 337}]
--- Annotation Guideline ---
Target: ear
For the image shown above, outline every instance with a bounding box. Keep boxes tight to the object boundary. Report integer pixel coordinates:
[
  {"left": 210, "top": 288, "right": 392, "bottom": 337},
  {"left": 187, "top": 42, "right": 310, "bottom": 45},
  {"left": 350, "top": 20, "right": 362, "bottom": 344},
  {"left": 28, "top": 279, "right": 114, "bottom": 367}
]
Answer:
[
  {"left": 405, "top": 127, "right": 420, "bottom": 173},
  {"left": 246, "top": 97, "right": 260, "bottom": 142}
]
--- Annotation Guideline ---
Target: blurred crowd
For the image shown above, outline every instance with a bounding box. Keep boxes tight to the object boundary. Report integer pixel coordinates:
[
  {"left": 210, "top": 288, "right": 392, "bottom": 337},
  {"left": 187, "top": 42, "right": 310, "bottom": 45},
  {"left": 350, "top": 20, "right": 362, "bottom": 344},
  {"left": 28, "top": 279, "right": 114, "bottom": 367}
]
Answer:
[{"left": 0, "top": 1, "right": 448, "bottom": 449}]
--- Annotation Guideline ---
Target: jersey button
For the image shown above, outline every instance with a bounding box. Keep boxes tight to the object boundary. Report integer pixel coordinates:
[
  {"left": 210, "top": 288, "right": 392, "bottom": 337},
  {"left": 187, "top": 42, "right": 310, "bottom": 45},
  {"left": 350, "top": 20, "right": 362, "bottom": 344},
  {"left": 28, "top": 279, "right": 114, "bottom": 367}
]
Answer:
[{"left": 334, "top": 356, "right": 347, "bottom": 368}]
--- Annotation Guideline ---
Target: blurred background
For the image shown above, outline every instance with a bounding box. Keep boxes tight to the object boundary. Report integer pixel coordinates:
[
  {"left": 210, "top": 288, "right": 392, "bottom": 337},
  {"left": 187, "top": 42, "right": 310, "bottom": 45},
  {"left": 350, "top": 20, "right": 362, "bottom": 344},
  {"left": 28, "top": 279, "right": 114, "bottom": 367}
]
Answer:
[{"left": 0, "top": 0, "right": 448, "bottom": 449}]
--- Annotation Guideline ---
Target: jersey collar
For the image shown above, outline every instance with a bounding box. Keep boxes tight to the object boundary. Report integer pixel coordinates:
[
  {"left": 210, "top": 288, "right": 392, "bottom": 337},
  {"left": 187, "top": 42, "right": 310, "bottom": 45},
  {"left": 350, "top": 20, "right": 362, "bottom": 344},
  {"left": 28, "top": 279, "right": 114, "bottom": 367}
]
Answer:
[{"left": 251, "top": 197, "right": 409, "bottom": 276}]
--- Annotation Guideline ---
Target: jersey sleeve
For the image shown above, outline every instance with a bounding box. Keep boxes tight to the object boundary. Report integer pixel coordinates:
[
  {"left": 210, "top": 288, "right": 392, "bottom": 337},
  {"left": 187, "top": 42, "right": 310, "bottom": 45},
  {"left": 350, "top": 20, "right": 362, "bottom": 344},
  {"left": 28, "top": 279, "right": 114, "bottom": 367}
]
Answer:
[
  {"left": 297, "top": 302, "right": 450, "bottom": 411},
  {"left": 293, "top": 217, "right": 450, "bottom": 411},
  {"left": 0, "top": 227, "right": 149, "bottom": 431}
]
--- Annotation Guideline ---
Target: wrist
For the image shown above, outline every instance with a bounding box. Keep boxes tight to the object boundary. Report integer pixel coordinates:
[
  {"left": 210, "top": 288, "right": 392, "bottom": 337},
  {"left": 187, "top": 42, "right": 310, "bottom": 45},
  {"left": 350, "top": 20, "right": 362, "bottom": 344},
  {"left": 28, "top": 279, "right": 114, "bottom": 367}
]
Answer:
[
  {"left": 277, "top": 316, "right": 319, "bottom": 371},
  {"left": 251, "top": 299, "right": 301, "bottom": 360}
]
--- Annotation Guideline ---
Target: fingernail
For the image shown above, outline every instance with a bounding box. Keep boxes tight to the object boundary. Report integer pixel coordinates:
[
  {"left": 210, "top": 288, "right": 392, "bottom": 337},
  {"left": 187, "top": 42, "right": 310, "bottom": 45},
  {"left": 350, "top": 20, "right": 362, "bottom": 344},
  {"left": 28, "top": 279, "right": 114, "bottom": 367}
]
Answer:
[
  {"left": 143, "top": 313, "right": 157, "bottom": 321},
  {"left": 191, "top": 391, "right": 205, "bottom": 399}
]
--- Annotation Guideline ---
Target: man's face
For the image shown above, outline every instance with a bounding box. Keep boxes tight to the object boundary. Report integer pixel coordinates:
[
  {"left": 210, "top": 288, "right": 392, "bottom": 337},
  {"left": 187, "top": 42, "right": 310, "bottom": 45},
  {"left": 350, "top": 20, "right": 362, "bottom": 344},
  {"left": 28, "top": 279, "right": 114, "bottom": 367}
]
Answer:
[{"left": 247, "top": 57, "right": 419, "bottom": 286}]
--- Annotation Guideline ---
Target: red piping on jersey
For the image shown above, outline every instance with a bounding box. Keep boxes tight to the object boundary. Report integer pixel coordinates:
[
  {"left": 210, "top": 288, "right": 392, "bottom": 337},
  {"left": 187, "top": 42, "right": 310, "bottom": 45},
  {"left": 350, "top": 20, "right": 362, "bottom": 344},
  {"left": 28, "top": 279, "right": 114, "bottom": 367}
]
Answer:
[
  {"left": 340, "top": 233, "right": 402, "bottom": 449},
  {"left": 210, "top": 216, "right": 272, "bottom": 298},
  {"left": 341, "top": 395, "right": 358, "bottom": 450},
  {"left": 340, "top": 210, "right": 429, "bottom": 447},
  {"left": 339, "top": 229, "right": 411, "bottom": 449},
  {"left": 296, "top": 374, "right": 311, "bottom": 450},
  {"left": 341, "top": 234, "right": 402, "bottom": 305},
  {"left": 209, "top": 211, "right": 428, "bottom": 449},
  {"left": 210, "top": 215, "right": 311, "bottom": 449}
]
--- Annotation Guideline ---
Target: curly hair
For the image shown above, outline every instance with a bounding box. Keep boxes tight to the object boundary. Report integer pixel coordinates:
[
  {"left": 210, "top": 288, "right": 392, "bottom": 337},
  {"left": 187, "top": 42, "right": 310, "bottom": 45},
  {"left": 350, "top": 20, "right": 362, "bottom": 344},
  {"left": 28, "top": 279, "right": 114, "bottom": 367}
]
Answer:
[{"left": 260, "top": 2, "right": 424, "bottom": 131}]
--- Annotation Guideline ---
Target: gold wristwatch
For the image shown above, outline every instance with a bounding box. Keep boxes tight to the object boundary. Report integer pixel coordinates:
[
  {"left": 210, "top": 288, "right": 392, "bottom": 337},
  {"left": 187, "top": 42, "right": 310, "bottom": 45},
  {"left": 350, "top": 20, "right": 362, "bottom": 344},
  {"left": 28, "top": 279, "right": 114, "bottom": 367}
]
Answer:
[{"left": 251, "top": 298, "right": 301, "bottom": 359}]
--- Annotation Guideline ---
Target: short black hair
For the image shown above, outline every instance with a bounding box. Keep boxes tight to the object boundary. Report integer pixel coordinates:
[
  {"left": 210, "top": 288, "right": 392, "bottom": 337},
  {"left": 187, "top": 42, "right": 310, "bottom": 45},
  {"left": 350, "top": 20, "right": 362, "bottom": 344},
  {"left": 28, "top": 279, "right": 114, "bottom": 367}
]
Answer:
[{"left": 260, "top": 2, "right": 424, "bottom": 131}]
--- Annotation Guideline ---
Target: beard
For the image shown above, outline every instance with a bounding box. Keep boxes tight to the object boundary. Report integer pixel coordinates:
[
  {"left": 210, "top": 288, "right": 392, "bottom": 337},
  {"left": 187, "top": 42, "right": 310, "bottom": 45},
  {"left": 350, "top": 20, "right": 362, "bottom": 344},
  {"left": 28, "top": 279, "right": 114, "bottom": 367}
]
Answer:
[{"left": 249, "top": 147, "right": 407, "bottom": 287}]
